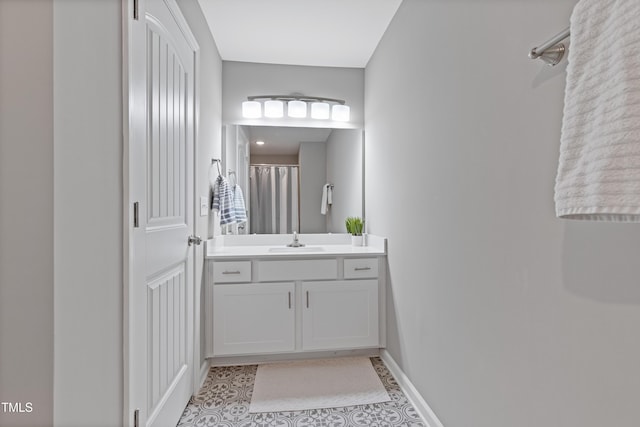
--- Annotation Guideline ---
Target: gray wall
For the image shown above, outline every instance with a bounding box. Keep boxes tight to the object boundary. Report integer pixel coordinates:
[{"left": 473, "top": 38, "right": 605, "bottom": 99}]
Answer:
[
  {"left": 0, "top": 1, "right": 54, "bottom": 426},
  {"left": 326, "top": 129, "right": 363, "bottom": 233},
  {"left": 223, "top": 125, "right": 238, "bottom": 181},
  {"left": 299, "top": 142, "right": 327, "bottom": 233},
  {"left": 222, "top": 61, "right": 364, "bottom": 129},
  {"left": 365, "top": 1, "right": 640, "bottom": 427},
  {"left": 53, "top": 0, "right": 123, "bottom": 425}
]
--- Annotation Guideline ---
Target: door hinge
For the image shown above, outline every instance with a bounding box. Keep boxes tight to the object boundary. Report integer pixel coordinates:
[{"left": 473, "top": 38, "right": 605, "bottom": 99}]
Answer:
[
  {"left": 133, "top": 409, "right": 140, "bottom": 427},
  {"left": 133, "top": 0, "right": 139, "bottom": 20},
  {"left": 133, "top": 202, "right": 139, "bottom": 228}
]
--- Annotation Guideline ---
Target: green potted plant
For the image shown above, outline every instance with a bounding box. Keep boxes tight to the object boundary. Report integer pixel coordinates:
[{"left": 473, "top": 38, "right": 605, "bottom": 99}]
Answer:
[{"left": 345, "top": 216, "right": 364, "bottom": 246}]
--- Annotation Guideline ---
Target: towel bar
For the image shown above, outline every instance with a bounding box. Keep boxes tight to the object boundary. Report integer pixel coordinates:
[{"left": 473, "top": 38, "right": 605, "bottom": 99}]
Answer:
[{"left": 529, "top": 27, "right": 570, "bottom": 66}]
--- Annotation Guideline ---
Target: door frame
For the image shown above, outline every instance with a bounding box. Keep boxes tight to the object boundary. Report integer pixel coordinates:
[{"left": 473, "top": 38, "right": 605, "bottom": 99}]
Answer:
[{"left": 122, "top": 0, "right": 201, "bottom": 425}]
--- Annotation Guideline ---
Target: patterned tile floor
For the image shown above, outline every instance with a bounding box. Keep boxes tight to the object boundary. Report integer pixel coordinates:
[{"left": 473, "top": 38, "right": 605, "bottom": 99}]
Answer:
[{"left": 177, "top": 357, "right": 424, "bottom": 427}]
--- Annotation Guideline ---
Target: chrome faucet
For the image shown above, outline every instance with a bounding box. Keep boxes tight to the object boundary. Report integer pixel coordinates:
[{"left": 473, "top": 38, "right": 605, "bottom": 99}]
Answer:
[{"left": 287, "top": 231, "right": 305, "bottom": 247}]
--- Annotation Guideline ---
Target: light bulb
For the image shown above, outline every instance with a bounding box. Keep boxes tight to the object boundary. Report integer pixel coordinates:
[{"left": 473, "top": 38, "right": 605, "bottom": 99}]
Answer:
[
  {"left": 264, "top": 100, "right": 284, "bottom": 118},
  {"left": 310, "top": 102, "right": 330, "bottom": 119},
  {"left": 287, "top": 100, "right": 307, "bottom": 118},
  {"left": 242, "top": 101, "right": 261, "bottom": 118},
  {"left": 331, "top": 104, "right": 350, "bottom": 121}
]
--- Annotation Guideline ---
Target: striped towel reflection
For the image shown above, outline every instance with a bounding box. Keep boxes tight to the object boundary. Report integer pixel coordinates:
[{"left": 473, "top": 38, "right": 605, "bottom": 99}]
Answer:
[{"left": 212, "top": 175, "right": 236, "bottom": 225}]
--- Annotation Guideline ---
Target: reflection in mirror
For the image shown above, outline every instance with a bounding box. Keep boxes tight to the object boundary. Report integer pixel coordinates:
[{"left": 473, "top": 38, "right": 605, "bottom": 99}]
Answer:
[
  {"left": 250, "top": 164, "right": 299, "bottom": 234},
  {"left": 222, "top": 125, "right": 363, "bottom": 234}
]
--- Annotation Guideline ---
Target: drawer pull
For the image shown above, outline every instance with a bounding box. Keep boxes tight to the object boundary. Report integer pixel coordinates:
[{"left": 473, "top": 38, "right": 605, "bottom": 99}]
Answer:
[
  {"left": 222, "top": 270, "right": 241, "bottom": 275},
  {"left": 288, "top": 292, "right": 292, "bottom": 309},
  {"left": 306, "top": 291, "right": 310, "bottom": 308},
  {"left": 354, "top": 267, "right": 372, "bottom": 271}
]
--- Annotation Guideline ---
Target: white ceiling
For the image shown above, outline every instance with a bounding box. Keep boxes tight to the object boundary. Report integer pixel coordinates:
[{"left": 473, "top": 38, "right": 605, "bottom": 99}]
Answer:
[
  {"left": 248, "top": 126, "right": 332, "bottom": 156},
  {"left": 197, "top": 0, "right": 402, "bottom": 68}
]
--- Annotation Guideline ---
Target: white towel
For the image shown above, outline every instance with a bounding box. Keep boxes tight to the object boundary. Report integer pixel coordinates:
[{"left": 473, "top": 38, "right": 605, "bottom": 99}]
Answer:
[
  {"left": 320, "top": 184, "right": 332, "bottom": 215},
  {"left": 554, "top": 0, "right": 640, "bottom": 221},
  {"left": 232, "top": 184, "right": 247, "bottom": 223}
]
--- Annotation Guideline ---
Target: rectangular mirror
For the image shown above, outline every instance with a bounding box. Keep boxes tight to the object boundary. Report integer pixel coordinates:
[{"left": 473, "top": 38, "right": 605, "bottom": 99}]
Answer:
[{"left": 221, "top": 125, "right": 363, "bottom": 234}]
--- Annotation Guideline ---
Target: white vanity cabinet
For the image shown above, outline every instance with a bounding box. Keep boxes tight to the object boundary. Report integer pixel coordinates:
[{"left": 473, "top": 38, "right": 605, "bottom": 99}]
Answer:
[
  {"left": 302, "top": 280, "right": 379, "bottom": 351},
  {"left": 213, "top": 282, "right": 295, "bottom": 356},
  {"left": 205, "top": 255, "right": 386, "bottom": 359}
]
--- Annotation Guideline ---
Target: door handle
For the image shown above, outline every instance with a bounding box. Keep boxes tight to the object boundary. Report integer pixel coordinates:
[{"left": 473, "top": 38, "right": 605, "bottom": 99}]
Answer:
[{"left": 188, "top": 235, "right": 202, "bottom": 246}]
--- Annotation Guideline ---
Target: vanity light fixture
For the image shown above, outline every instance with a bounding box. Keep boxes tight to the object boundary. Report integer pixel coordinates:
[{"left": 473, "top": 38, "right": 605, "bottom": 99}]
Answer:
[
  {"left": 255, "top": 140, "right": 265, "bottom": 145},
  {"left": 241, "top": 94, "right": 350, "bottom": 122}
]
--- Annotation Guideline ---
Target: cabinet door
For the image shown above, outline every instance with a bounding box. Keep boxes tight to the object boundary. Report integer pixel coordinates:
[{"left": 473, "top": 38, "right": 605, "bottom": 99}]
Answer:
[
  {"left": 213, "top": 283, "right": 294, "bottom": 356},
  {"left": 302, "top": 280, "right": 379, "bottom": 351}
]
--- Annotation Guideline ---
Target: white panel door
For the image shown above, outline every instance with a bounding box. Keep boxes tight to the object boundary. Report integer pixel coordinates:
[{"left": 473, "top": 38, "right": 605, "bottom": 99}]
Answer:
[
  {"left": 302, "top": 280, "right": 379, "bottom": 351},
  {"left": 213, "top": 283, "right": 295, "bottom": 356},
  {"left": 126, "top": 0, "right": 198, "bottom": 426}
]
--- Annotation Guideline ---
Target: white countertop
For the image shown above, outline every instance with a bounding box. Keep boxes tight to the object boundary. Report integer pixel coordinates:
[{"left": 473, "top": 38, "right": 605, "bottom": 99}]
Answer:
[{"left": 205, "top": 233, "right": 386, "bottom": 259}]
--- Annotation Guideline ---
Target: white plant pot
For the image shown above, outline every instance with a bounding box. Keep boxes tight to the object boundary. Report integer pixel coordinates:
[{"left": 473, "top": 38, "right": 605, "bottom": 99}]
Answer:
[{"left": 351, "top": 235, "right": 363, "bottom": 246}]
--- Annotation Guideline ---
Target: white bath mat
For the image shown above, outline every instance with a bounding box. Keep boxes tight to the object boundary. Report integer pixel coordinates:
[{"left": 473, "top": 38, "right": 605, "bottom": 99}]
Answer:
[{"left": 249, "top": 357, "right": 391, "bottom": 413}]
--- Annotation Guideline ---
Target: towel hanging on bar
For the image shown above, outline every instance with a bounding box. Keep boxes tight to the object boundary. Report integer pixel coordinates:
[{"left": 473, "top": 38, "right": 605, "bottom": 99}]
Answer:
[
  {"left": 320, "top": 183, "right": 333, "bottom": 215},
  {"left": 554, "top": 0, "right": 640, "bottom": 221}
]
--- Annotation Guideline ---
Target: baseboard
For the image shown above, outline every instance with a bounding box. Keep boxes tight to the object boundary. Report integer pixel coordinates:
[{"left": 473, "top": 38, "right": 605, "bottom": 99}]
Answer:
[
  {"left": 379, "top": 349, "right": 444, "bottom": 427},
  {"left": 209, "top": 348, "right": 380, "bottom": 367},
  {"left": 198, "top": 359, "right": 210, "bottom": 389}
]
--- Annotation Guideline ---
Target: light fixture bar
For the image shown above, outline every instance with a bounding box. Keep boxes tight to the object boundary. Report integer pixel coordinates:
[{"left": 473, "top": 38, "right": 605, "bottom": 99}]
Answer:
[
  {"left": 242, "top": 94, "right": 351, "bottom": 121},
  {"left": 247, "top": 95, "right": 347, "bottom": 105}
]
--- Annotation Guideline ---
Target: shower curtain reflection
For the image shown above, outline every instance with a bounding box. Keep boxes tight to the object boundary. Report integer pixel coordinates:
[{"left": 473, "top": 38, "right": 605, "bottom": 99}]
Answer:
[{"left": 249, "top": 165, "right": 300, "bottom": 234}]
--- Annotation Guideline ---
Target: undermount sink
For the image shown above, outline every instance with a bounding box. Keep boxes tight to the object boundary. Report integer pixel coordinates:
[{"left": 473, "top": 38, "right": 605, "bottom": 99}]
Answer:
[{"left": 268, "top": 246, "right": 325, "bottom": 253}]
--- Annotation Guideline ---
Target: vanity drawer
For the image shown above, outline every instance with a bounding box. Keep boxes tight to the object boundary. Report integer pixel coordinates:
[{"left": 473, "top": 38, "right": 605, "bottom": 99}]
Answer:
[
  {"left": 213, "top": 261, "right": 252, "bottom": 283},
  {"left": 344, "top": 258, "right": 379, "bottom": 279},
  {"left": 258, "top": 259, "right": 338, "bottom": 282}
]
